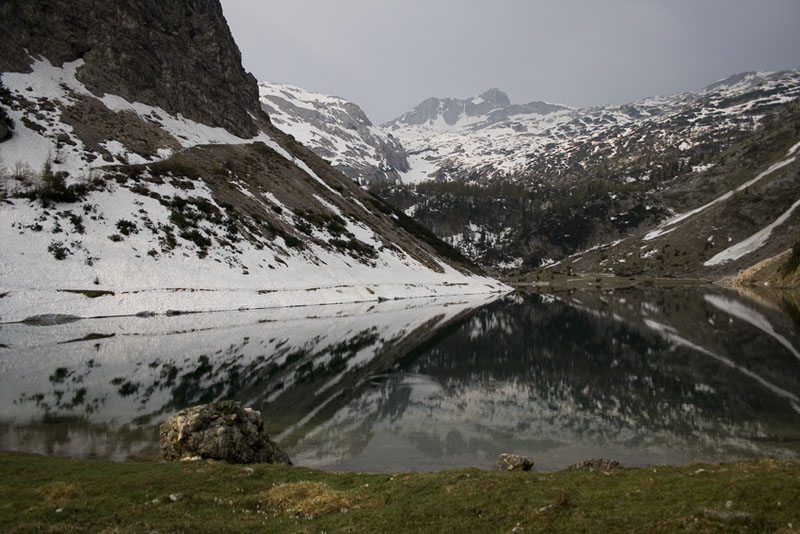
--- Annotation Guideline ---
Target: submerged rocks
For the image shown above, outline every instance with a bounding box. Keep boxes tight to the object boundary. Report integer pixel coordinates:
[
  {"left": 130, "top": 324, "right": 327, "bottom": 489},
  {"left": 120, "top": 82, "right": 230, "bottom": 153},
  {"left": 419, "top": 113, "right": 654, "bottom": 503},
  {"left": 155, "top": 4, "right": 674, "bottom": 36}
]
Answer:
[
  {"left": 159, "top": 401, "right": 291, "bottom": 465},
  {"left": 495, "top": 453, "right": 534, "bottom": 471}
]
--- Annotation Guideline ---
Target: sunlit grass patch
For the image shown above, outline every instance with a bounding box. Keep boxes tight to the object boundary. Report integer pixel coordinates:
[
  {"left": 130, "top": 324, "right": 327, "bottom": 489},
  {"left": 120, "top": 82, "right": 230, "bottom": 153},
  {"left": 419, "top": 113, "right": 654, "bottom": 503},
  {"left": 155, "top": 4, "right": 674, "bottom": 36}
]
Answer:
[{"left": 261, "top": 480, "right": 369, "bottom": 516}]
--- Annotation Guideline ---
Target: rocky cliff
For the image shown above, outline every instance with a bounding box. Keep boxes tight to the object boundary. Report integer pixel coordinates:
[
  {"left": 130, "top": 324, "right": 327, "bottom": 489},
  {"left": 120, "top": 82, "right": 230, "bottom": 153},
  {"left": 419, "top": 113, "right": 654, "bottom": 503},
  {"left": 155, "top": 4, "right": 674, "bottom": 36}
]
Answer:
[{"left": 0, "top": 0, "right": 259, "bottom": 138}]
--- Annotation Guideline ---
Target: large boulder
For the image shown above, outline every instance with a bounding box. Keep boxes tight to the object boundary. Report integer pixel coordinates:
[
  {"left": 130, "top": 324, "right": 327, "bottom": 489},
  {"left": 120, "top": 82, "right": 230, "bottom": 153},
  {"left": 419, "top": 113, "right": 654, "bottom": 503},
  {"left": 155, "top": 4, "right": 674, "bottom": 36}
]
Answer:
[
  {"left": 159, "top": 401, "right": 292, "bottom": 465},
  {"left": 494, "top": 453, "right": 534, "bottom": 471}
]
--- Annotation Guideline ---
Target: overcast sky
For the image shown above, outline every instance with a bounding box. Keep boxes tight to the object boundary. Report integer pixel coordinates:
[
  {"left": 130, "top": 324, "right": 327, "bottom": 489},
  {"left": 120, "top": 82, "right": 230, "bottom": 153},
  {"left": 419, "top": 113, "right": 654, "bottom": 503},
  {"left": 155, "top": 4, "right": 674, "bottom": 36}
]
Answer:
[{"left": 220, "top": 0, "right": 800, "bottom": 123}]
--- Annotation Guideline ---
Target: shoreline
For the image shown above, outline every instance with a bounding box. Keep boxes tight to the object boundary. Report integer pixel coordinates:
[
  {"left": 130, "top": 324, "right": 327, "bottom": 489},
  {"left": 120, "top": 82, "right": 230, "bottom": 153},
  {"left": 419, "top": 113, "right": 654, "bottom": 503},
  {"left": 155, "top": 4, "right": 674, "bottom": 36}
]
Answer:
[{"left": 0, "top": 281, "right": 510, "bottom": 324}]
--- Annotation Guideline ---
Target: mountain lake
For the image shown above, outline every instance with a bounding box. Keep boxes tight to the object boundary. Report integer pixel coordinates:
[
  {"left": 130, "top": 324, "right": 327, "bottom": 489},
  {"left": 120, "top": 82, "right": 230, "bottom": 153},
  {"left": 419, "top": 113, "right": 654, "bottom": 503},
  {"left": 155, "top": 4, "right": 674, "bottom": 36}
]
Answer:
[{"left": 1, "top": 287, "right": 799, "bottom": 472}]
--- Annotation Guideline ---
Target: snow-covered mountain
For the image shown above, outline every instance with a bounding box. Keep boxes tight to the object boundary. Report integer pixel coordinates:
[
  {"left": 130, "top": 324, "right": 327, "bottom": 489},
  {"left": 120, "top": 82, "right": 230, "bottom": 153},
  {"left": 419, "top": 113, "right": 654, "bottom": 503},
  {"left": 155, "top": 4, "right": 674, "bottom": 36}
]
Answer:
[
  {"left": 256, "top": 70, "right": 800, "bottom": 274},
  {"left": 377, "top": 72, "right": 800, "bottom": 272},
  {"left": 259, "top": 82, "right": 408, "bottom": 185},
  {"left": 0, "top": 0, "right": 505, "bottom": 323},
  {"left": 382, "top": 72, "right": 800, "bottom": 184}
]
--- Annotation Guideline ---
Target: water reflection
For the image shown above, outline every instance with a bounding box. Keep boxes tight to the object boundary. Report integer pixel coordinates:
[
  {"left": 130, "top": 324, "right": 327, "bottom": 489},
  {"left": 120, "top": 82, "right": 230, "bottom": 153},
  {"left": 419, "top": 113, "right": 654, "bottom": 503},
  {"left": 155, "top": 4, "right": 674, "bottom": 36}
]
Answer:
[{"left": 1, "top": 288, "right": 799, "bottom": 472}]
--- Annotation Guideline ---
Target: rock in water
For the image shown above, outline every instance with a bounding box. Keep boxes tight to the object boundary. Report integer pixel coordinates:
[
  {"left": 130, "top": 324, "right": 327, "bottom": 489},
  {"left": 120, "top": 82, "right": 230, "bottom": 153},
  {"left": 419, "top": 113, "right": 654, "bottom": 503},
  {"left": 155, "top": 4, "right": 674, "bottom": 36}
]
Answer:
[
  {"left": 159, "top": 401, "right": 291, "bottom": 465},
  {"left": 495, "top": 453, "right": 534, "bottom": 471}
]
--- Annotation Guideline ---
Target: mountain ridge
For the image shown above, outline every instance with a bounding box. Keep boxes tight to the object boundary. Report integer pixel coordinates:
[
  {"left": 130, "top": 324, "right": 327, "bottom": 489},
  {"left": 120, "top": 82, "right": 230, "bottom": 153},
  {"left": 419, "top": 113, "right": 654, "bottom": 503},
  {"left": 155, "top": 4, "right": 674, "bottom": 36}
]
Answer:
[{"left": 252, "top": 68, "right": 800, "bottom": 276}]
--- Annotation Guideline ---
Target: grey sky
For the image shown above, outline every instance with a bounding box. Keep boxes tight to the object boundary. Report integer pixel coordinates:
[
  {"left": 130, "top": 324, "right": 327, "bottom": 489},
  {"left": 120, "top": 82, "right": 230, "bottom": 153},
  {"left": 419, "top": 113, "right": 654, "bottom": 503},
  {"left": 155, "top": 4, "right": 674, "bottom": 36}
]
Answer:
[{"left": 220, "top": 0, "right": 800, "bottom": 123}]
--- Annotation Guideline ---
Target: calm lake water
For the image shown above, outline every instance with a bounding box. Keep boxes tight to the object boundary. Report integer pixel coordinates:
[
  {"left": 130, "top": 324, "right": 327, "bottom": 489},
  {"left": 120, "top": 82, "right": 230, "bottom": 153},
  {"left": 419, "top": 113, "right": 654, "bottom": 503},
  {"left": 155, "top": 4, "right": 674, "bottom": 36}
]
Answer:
[{"left": 1, "top": 288, "right": 799, "bottom": 472}]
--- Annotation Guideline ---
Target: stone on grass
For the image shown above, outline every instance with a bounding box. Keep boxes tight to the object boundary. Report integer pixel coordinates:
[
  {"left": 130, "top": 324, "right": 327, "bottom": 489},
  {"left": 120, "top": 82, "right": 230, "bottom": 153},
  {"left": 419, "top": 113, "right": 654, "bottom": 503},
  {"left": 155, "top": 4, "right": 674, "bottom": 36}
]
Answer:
[
  {"left": 568, "top": 459, "right": 623, "bottom": 471},
  {"left": 159, "top": 401, "right": 291, "bottom": 465},
  {"left": 702, "top": 509, "right": 752, "bottom": 521},
  {"left": 495, "top": 453, "right": 534, "bottom": 471}
]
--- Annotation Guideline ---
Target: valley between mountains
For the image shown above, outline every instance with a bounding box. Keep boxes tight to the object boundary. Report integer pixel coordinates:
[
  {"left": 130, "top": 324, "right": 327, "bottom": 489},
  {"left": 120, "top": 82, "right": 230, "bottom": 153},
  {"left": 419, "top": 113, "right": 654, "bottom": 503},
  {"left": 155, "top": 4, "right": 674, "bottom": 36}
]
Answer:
[{"left": 261, "top": 73, "right": 800, "bottom": 287}]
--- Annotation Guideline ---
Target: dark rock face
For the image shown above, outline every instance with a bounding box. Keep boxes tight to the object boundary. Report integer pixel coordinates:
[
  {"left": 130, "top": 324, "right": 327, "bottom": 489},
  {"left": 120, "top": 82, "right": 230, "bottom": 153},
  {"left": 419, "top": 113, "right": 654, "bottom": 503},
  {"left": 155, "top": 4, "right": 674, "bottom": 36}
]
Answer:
[
  {"left": 0, "top": 115, "right": 9, "bottom": 142},
  {"left": 160, "top": 401, "right": 292, "bottom": 465},
  {"left": 0, "top": 0, "right": 259, "bottom": 138},
  {"left": 494, "top": 453, "right": 534, "bottom": 471},
  {"left": 389, "top": 88, "right": 567, "bottom": 128}
]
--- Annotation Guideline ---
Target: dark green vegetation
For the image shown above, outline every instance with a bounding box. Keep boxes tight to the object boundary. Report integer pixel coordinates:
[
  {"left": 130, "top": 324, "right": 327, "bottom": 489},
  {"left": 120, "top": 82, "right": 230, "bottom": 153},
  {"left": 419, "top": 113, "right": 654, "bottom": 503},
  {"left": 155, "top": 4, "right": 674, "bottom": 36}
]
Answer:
[{"left": 1, "top": 452, "right": 798, "bottom": 534}]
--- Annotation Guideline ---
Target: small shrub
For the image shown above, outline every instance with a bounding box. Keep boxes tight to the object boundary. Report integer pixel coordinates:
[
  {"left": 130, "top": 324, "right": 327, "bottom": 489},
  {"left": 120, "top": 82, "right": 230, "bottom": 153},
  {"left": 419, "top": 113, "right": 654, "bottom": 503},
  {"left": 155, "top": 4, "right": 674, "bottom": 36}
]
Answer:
[
  {"left": 160, "top": 226, "right": 177, "bottom": 250},
  {"left": 61, "top": 211, "right": 85, "bottom": 234},
  {"left": 149, "top": 155, "right": 200, "bottom": 179},
  {"left": 180, "top": 229, "right": 212, "bottom": 249},
  {"left": 295, "top": 219, "right": 312, "bottom": 235},
  {"left": 47, "top": 241, "right": 71, "bottom": 260},
  {"left": 282, "top": 233, "right": 303, "bottom": 249},
  {"left": 129, "top": 184, "right": 150, "bottom": 196},
  {"left": 330, "top": 237, "right": 377, "bottom": 259},
  {"left": 116, "top": 219, "right": 138, "bottom": 236}
]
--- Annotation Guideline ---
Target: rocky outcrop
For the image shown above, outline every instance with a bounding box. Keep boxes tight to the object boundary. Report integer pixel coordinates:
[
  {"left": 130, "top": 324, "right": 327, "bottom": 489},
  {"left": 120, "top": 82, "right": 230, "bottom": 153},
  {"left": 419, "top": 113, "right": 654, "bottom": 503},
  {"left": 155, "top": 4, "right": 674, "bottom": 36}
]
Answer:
[
  {"left": 160, "top": 401, "right": 292, "bottom": 464},
  {"left": 0, "top": 114, "right": 9, "bottom": 142},
  {"left": 391, "top": 88, "right": 513, "bottom": 127},
  {"left": 0, "top": 0, "right": 259, "bottom": 138},
  {"left": 568, "top": 459, "right": 623, "bottom": 471},
  {"left": 494, "top": 453, "right": 534, "bottom": 471},
  {"left": 0, "top": 82, "right": 10, "bottom": 142}
]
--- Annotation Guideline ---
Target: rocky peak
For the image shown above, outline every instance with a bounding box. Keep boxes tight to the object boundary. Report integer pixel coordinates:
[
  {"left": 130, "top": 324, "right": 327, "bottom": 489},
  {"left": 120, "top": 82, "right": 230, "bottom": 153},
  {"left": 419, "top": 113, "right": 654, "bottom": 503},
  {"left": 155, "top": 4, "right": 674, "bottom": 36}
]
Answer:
[
  {"left": 390, "top": 88, "right": 558, "bottom": 129},
  {"left": 0, "top": 0, "right": 260, "bottom": 138},
  {"left": 470, "top": 88, "right": 511, "bottom": 111}
]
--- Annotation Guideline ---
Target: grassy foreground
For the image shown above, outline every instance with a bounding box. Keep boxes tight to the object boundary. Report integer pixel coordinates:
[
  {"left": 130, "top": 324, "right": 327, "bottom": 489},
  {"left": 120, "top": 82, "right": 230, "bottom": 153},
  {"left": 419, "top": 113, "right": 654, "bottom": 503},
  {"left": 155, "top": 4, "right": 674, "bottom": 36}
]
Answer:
[{"left": 1, "top": 452, "right": 799, "bottom": 534}]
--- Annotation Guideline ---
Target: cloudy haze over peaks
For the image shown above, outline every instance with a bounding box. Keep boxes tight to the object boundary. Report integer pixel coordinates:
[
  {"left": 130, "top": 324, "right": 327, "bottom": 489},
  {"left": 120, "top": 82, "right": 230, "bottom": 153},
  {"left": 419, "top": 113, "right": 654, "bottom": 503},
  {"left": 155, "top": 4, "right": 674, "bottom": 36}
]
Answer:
[{"left": 221, "top": 0, "right": 800, "bottom": 123}]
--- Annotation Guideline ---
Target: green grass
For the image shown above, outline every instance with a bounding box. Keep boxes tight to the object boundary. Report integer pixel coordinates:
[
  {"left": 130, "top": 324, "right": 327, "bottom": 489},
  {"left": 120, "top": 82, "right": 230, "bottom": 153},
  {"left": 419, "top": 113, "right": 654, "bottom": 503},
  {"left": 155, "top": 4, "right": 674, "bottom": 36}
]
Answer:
[{"left": 1, "top": 453, "right": 798, "bottom": 533}]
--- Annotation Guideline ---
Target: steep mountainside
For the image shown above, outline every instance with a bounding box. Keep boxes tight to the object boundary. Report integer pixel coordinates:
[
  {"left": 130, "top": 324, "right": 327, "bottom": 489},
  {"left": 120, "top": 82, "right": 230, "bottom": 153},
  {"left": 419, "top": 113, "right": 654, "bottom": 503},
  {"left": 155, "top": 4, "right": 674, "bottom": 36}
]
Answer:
[
  {"left": 258, "top": 82, "right": 408, "bottom": 184},
  {"left": 557, "top": 120, "right": 800, "bottom": 279},
  {"left": 0, "top": 0, "right": 503, "bottom": 322}
]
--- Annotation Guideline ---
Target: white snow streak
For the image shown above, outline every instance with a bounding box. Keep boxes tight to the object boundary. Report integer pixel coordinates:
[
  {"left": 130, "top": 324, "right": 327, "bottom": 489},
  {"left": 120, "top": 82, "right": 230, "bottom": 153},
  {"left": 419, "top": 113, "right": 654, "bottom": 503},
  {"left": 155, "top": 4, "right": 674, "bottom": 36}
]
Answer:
[
  {"left": 644, "top": 150, "right": 798, "bottom": 241},
  {"left": 704, "top": 196, "right": 800, "bottom": 266}
]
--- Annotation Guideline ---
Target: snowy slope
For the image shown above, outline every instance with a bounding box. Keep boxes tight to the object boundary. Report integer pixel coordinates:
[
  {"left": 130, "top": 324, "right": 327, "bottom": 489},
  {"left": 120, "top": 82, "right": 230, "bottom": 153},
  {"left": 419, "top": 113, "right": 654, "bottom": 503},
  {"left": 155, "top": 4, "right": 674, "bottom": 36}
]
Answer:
[
  {"left": 0, "top": 60, "right": 507, "bottom": 323},
  {"left": 259, "top": 82, "right": 408, "bottom": 184}
]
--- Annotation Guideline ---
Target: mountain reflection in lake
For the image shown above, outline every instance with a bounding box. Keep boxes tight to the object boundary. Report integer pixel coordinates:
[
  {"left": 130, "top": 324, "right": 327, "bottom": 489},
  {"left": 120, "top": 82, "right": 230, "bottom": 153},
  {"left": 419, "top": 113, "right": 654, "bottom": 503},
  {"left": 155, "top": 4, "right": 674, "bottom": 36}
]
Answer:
[{"left": 1, "top": 288, "right": 799, "bottom": 472}]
